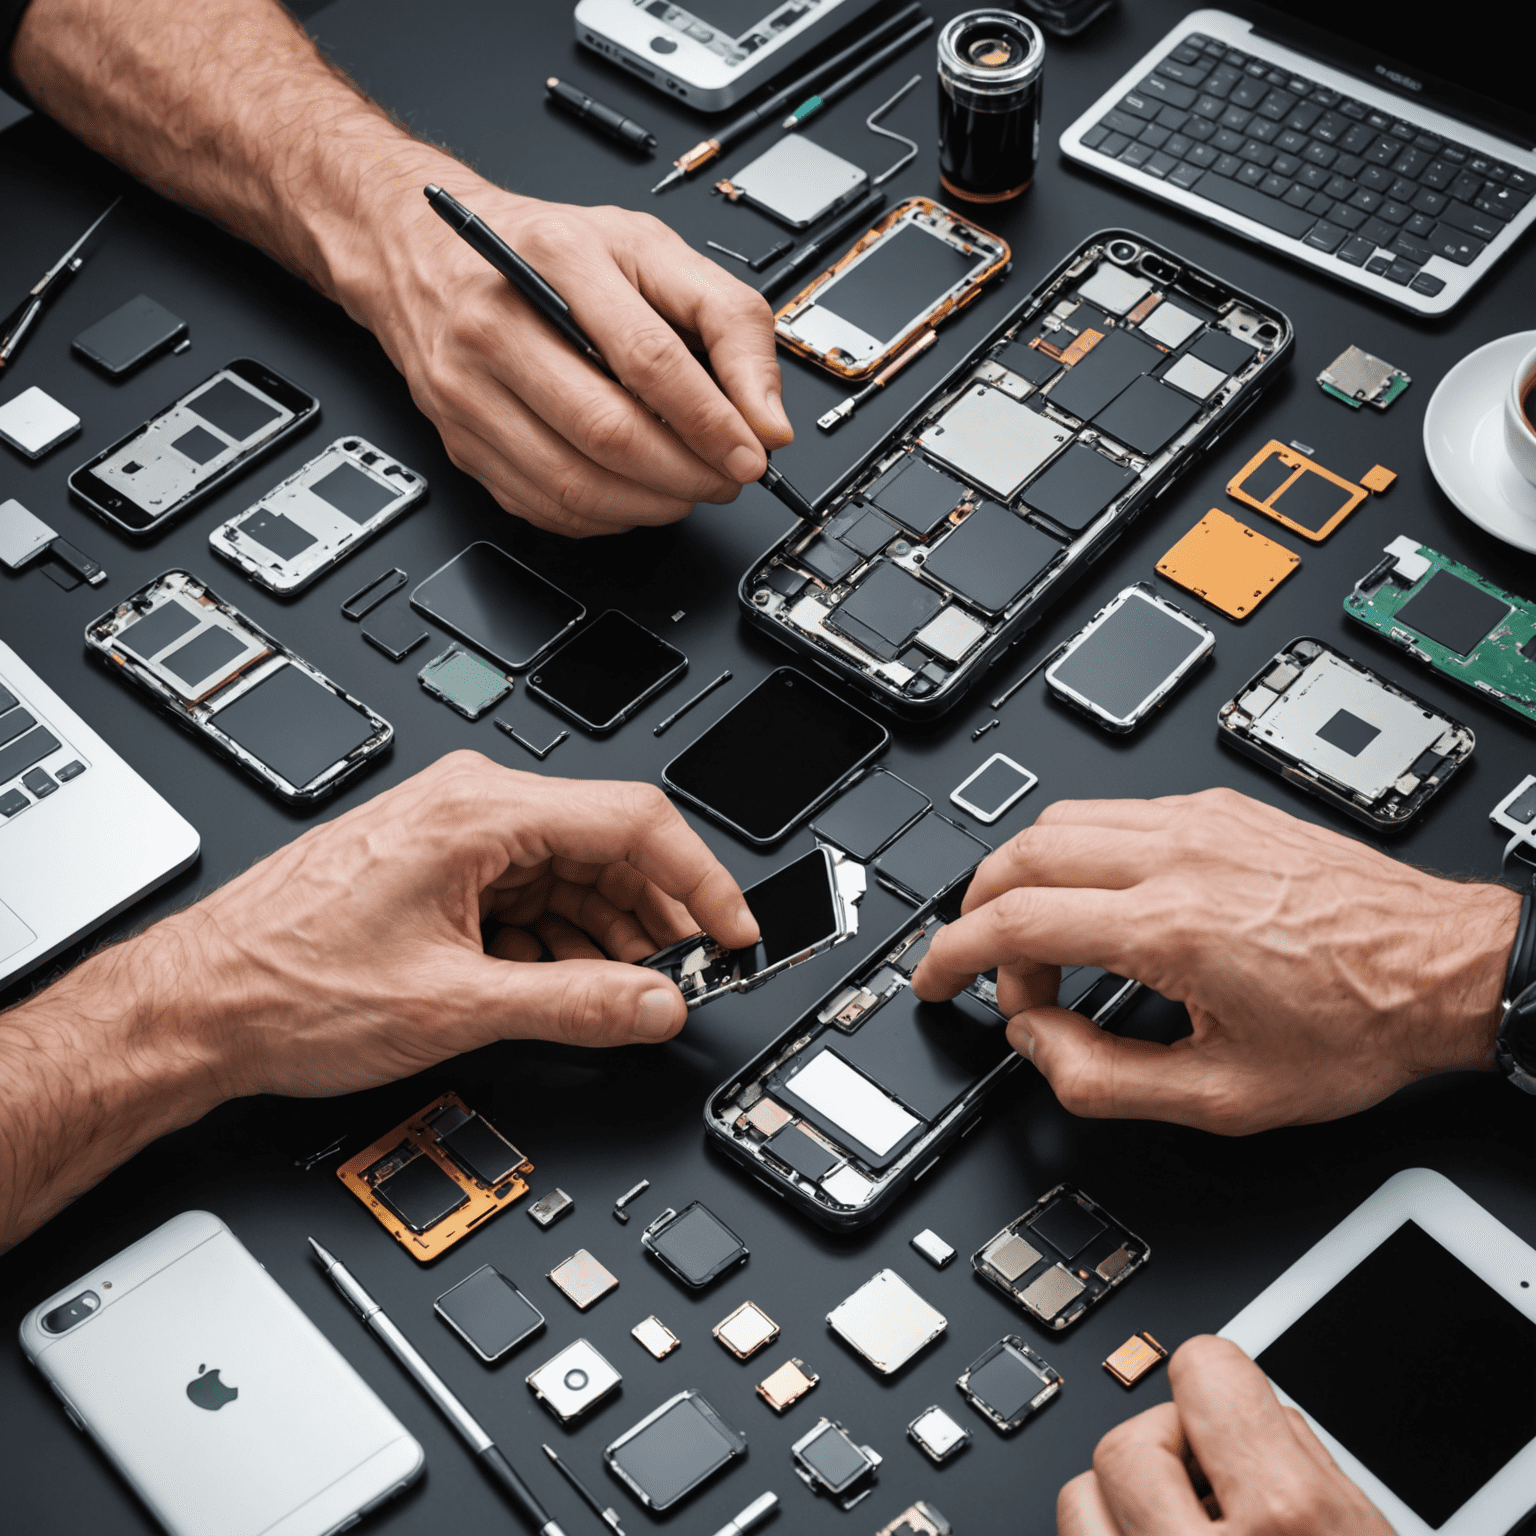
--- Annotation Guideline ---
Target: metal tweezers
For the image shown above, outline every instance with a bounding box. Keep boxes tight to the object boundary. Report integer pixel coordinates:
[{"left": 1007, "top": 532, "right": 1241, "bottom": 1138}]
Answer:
[{"left": 0, "top": 198, "right": 120, "bottom": 371}]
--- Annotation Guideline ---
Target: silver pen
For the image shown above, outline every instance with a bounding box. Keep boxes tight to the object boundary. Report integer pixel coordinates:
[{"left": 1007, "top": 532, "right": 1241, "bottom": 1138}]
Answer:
[
  {"left": 712, "top": 1491, "right": 779, "bottom": 1536},
  {"left": 308, "top": 1238, "right": 567, "bottom": 1536}
]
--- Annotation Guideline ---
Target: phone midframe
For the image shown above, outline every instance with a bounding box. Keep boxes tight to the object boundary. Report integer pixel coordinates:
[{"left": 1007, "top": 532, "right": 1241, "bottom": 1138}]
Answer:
[
  {"left": 705, "top": 878, "right": 1138, "bottom": 1229},
  {"left": 741, "top": 230, "right": 1291, "bottom": 720}
]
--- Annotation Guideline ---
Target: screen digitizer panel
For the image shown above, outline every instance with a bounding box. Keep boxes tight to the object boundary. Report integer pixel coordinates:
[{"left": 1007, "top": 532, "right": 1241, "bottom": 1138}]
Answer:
[{"left": 528, "top": 610, "right": 686, "bottom": 731}]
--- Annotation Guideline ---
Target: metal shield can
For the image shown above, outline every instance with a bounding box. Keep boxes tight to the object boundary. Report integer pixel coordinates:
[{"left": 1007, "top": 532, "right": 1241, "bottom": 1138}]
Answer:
[{"left": 937, "top": 10, "right": 1045, "bottom": 203}]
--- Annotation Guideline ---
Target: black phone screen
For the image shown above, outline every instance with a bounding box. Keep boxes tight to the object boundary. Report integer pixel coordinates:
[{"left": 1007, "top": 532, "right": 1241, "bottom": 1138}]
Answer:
[
  {"left": 528, "top": 610, "right": 685, "bottom": 732},
  {"left": 744, "top": 849, "right": 840, "bottom": 967},
  {"left": 817, "top": 222, "right": 980, "bottom": 346},
  {"left": 410, "top": 543, "right": 584, "bottom": 673},
  {"left": 663, "top": 668, "right": 888, "bottom": 844}
]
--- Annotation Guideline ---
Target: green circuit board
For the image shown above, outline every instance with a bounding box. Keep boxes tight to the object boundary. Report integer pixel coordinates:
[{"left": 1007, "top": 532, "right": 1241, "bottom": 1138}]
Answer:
[{"left": 1344, "top": 541, "right": 1536, "bottom": 728}]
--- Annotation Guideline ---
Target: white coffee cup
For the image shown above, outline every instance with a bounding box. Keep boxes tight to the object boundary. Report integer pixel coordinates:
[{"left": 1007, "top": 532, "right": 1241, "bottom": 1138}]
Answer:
[{"left": 1505, "top": 342, "right": 1536, "bottom": 489}]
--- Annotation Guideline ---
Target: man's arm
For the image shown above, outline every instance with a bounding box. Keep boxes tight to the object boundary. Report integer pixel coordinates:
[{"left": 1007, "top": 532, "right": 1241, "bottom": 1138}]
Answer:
[
  {"left": 0, "top": 754, "right": 759, "bottom": 1251},
  {"left": 10, "top": 0, "right": 791, "bottom": 535},
  {"left": 912, "top": 788, "right": 1518, "bottom": 1133}
]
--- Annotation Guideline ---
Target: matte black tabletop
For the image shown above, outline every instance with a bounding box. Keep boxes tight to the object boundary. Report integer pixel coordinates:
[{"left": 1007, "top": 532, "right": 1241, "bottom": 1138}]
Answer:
[{"left": 2, "top": 2, "right": 1534, "bottom": 1531}]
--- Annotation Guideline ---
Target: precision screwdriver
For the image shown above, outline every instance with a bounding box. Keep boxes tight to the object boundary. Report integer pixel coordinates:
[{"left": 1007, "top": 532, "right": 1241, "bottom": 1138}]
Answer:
[{"left": 651, "top": 2, "right": 926, "bottom": 193}]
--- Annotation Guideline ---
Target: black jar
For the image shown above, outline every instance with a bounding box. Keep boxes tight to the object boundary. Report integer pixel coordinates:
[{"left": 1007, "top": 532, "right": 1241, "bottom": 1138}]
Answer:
[{"left": 937, "top": 10, "right": 1045, "bottom": 203}]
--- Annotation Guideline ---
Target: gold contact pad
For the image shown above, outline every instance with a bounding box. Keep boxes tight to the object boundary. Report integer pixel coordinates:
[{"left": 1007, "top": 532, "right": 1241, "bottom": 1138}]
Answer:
[
  {"left": 1103, "top": 1331, "right": 1168, "bottom": 1387},
  {"left": 1157, "top": 509, "right": 1300, "bottom": 619}
]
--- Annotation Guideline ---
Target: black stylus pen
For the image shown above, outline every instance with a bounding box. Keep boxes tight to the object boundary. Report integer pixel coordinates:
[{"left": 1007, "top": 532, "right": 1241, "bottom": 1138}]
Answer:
[
  {"left": 423, "top": 184, "right": 821, "bottom": 522},
  {"left": 546, "top": 77, "right": 656, "bottom": 151},
  {"left": 308, "top": 1238, "right": 567, "bottom": 1536}
]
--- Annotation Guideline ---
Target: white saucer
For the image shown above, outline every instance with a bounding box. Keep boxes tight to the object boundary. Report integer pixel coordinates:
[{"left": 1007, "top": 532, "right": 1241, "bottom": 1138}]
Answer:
[{"left": 1423, "top": 330, "right": 1536, "bottom": 553}]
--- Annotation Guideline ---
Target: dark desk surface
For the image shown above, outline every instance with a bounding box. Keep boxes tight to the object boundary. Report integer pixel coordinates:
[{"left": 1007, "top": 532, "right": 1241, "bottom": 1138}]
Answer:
[{"left": 3, "top": 2, "right": 1535, "bottom": 1531}]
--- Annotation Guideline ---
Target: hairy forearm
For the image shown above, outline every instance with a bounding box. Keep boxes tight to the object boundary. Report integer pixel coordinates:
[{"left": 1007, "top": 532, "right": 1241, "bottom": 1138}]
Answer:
[
  {"left": 11, "top": 0, "right": 476, "bottom": 317},
  {"left": 0, "top": 920, "right": 226, "bottom": 1251}
]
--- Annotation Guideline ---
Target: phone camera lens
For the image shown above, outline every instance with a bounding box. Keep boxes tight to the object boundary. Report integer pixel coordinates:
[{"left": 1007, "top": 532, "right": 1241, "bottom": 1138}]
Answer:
[
  {"left": 1107, "top": 240, "right": 1138, "bottom": 264},
  {"left": 564, "top": 1368, "right": 589, "bottom": 1390},
  {"left": 41, "top": 1290, "right": 101, "bottom": 1334}
]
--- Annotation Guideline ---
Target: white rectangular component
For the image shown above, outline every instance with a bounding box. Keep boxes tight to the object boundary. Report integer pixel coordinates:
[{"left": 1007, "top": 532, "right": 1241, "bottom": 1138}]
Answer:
[
  {"left": 724, "top": 135, "right": 867, "bottom": 228},
  {"left": 527, "top": 1338, "right": 621, "bottom": 1422},
  {"left": 908, "top": 1404, "right": 969, "bottom": 1463},
  {"left": 911, "top": 1229, "right": 956, "bottom": 1268},
  {"left": 1250, "top": 650, "right": 1450, "bottom": 801},
  {"left": 782, "top": 1050, "right": 919, "bottom": 1157},
  {"left": 827, "top": 1268, "right": 947, "bottom": 1374},
  {"left": 915, "top": 606, "right": 987, "bottom": 664},
  {"left": 917, "top": 385, "right": 1071, "bottom": 501},
  {"left": 951, "top": 753, "right": 1038, "bottom": 824},
  {"left": 1137, "top": 300, "right": 1203, "bottom": 349},
  {"left": 1162, "top": 353, "right": 1227, "bottom": 399},
  {"left": 0, "top": 498, "right": 56, "bottom": 568},
  {"left": 1385, "top": 536, "right": 1432, "bottom": 583},
  {"left": 0, "top": 386, "right": 80, "bottom": 459},
  {"left": 632, "top": 1316, "right": 679, "bottom": 1360},
  {"left": 1076, "top": 263, "right": 1153, "bottom": 315}
]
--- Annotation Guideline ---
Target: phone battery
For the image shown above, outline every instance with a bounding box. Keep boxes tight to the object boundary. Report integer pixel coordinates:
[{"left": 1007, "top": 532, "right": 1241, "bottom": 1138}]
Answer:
[
  {"left": 72, "top": 295, "right": 186, "bottom": 376},
  {"left": 721, "top": 135, "right": 867, "bottom": 227}
]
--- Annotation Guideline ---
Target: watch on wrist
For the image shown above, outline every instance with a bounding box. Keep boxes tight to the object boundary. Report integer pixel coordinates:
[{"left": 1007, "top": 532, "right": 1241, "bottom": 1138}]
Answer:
[{"left": 1499, "top": 886, "right": 1536, "bottom": 1094}]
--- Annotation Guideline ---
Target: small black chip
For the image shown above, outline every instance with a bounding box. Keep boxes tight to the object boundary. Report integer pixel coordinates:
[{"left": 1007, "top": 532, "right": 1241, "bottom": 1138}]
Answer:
[
  {"left": 1395, "top": 572, "right": 1510, "bottom": 657},
  {"left": 1092, "top": 376, "right": 1202, "bottom": 456},
  {"left": 1047, "top": 330, "right": 1157, "bottom": 422},
  {"left": 830, "top": 563, "right": 944, "bottom": 650},
  {"left": 922, "top": 503, "right": 1061, "bottom": 615},
  {"left": 959, "top": 1336, "right": 1061, "bottom": 1431},
  {"left": 997, "top": 340, "right": 1062, "bottom": 386},
  {"left": 437, "top": 1113, "right": 524, "bottom": 1187},
  {"left": 1188, "top": 328, "right": 1253, "bottom": 376},
  {"left": 765, "top": 1122, "right": 841, "bottom": 1181},
  {"left": 801, "top": 536, "right": 861, "bottom": 584},
  {"left": 866, "top": 455, "right": 968, "bottom": 537},
  {"left": 642, "top": 1202, "right": 748, "bottom": 1288},
  {"left": 1029, "top": 1193, "right": 1107, "bottom": 1260},
  {"left": 877, "top": 812, "right": 990, "bottom": 903},
  {"left": 374, "top": 1153, "right": 469, "bottom": 1233},
  {"left": 841, "top": 509, "right": 899, "bottom": 557},
  {"left": 1021, "top": 443, "right": 1137, "bottom": 532},
  {"left": 764, "top": 564, "right": 807, "bottom": 598},
  {"left": 240, "top": 507, "right": 318, "bottom": 559}
]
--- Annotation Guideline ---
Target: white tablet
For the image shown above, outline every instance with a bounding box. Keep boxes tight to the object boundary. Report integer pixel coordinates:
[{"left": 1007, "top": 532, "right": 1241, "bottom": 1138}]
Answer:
[{"left": 1221, "top": 1168, "right": 1536, "bottom": 1535}]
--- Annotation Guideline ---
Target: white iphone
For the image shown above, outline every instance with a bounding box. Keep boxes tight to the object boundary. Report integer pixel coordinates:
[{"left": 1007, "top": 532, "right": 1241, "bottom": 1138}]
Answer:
[
  {"left": 1222, "top": 1168, "right": 1536, "bottom": 1535},
  {"left": 19, "top": 1210, "right": 423, "bottom": 1536}
]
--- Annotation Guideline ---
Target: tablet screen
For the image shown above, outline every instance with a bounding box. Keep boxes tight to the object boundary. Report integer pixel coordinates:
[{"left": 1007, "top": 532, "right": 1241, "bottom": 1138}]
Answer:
[{"left": 1256, "top": 1219, "right": 1536, "bottom": 1527}]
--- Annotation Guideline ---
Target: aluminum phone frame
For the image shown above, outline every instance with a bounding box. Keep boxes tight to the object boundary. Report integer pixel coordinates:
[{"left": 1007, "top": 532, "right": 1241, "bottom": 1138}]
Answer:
[
  {"left": 704, "top": 875, "right": 1140, "bottom": 1230},
  {"left": 738, "top": 228, "right": 1291, "bottom": 720}
]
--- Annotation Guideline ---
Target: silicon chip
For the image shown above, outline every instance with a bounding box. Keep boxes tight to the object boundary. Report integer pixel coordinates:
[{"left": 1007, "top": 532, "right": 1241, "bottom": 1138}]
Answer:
[
  {"left": 713, "top": 1301, "right": 779, "bottom": 1359},
  {"left": 418, "top": 643, "right": 512, "bottom": 719},
  {"left": 374, "top": 1153, "right": 467, "bottom": 1233},
  {"left": 632, "top": 1315, "right": 680, "bottom": 1359},
  {"left": 1020, "top": 1266, "right": 1086, "bottom": 1319},
  {"left": 548, "top": 1249, "right": 619, "bottom": 1309},
  {"left": 437, "top": 1113, "right": 525, "bottom": 1187},
  {"left": 1103, "top": 1331, "right": 1168, "bottom": 1386},
  {"left": 758, "top": 1357, "right": 819, "bottom": 1412}
]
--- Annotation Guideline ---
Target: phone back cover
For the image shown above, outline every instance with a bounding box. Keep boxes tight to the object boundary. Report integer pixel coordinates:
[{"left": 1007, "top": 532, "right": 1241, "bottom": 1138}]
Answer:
[{"left": 20, "top": 1211, "right": 422, "bottom": 1536}]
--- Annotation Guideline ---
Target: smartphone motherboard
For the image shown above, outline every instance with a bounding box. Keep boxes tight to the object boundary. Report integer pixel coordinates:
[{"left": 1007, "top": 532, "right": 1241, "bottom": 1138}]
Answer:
[{"left": 742, "top": 231, "right": 1290, "bottom": 717}]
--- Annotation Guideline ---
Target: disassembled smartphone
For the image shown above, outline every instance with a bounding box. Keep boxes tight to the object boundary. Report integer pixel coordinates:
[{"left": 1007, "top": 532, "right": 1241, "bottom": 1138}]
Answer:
[
  {"left": 743, "top": 231, "right": 1290, "bottom": 718},
  {"left": 69, "top": 358, "right": 318, "bottom": 536},
  {"left": 774, "top": 198, "right": 1010, "bottom": 379},
  {"left": 1217, "top": 637, "right": 1474, "bottom": 832},
  {"left": 528, "top": 609, "right": 686, "bottom": 733},
  {"left": 706, "top": 879, "right": 1139, "bottom": 1229},
  {"left": 973, "top": 1184, "right": 1150, "bottom": 1330},
  {"left": 604, "top": 1391, "right": 746, "bottom": 1511},
  {"left": 336, "top": 1092, "right": 532, "bottom": 1262},
  {"left": 1045, "top": 582, "right": 1213, "bottom": 732},
  {"left": 956, "top": 1336, "right": 1062, "bottom": 1431},
  {"left": 1345, "top": 537, "right": 1536, "bottom": 729},
  {"left": 85, "top": 570, "right": 391, "bottom": 803},
  {"left": 210, "top": 437, "right": 426, "bottom": 594},
  {"left": 641, "top": 845, "right": 864, "bottom": 1008}
]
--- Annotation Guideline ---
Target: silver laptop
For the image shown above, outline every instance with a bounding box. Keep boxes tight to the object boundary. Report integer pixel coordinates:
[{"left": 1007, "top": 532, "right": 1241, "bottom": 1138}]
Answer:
[
  {"left": 1062, "top": 6, "right": 1535, "bottom": 316},
  {"left": 0, "top": 637, "right": 199, "bottom": 986}
]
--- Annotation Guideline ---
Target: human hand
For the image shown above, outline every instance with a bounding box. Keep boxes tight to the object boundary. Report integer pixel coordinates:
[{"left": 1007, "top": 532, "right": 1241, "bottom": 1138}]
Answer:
[
  {"left": 911, "top": 788, "right": 1518, "bottom": 1133},
  {"left": 1057, "top": 1335, "right": 1393, "bottom": 1535},
  {"left": 337, "top": 159, "right": 792, "bottom": 536},
  {"left": 157, "top": 752, "right": 759, "bottom": 1100}
]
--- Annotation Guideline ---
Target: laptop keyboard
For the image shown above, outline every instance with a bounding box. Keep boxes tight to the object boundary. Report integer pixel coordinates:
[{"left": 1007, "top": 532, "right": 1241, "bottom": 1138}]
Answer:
[
  {"left": 0, "top": 679, "right": 85, "bottom": 821},
  {"left": 1078, "top": 32, "right": 1534, "bottom": 295}
]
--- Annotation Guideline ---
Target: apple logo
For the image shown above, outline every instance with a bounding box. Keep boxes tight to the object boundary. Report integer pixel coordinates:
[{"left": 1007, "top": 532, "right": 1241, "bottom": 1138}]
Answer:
[{"left": 186, "top": 1363, "right": 238, "bottom": 1411}]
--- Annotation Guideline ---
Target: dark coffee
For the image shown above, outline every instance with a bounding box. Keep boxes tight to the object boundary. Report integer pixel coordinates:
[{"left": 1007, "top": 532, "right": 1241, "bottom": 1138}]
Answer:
[
  {"left": 936, "top": 12, "right": 1045, "bottom": 204},
  {"left": 1522, "top": 375, "right": 1536, "bottom": 434}
]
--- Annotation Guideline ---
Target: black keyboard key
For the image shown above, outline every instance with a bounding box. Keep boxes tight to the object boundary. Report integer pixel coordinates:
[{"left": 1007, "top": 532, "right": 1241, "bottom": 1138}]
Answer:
[
  {"left": 1410, "top": 272, "right": 1446, "bottom": 296},
  {"left": 1365, "top": 110, "right": 1390, "bottom": 130},
  {"left": 1510, "top": 169, "right": 1535, "bottom": 192},
  {"left": 1230, "top": 77, "right": 1267, "bottom": 108},
  {"left": 1215, "top": 127, "right": 1245, "bottom": 153},
  {"left": 1296, "top": 164, "right": 1329, "bottom": 189},
  {"left": 1193, "top": 95, "right": 1224, "bottom": 120},
  {"left": 1415, "top": 134, "right": 1442, "bottom": 153},
  {"left": 1157, "top": 106, "right": 1190, "bottom": 131},
  {"left": 1168, "top": 161, "right": 1204, "bottom": 190},
  {"left": 1311, "top": 111, "right": 1347, "bottom": 144},
  {"left": 1405, "top": 211, "right": 1437, "bottom": 236},
  {"left": 0, "top": 708, "right": 36, "bottom": 750},
  {"left": 1480, "top": 184, "right": 1530, "bottom": 217},
  {"left": 1468, "top": 154, "right": 1495, "bottom": 175},
  {"left": 1449, "top": 169, "right": 1482, "bottom": 202},
  {"left": 1337, "top": 235, "right": 1376, "bottom": 266},
  {"left": 1365, "top": 253, "right": 1392, "bottom": 274},
  {"left": 1258, "top": 89, "right": 1295, "bottom": 121},
  {"left": 1306, "top": 191, "right": 1334, "bottom": 215},
  {"left": 1303, "top": 141, "right": 1337, "bottom": 168},
  {"left": 1420, "top": 160, "right": 1454, "bottom": 189},
  {"left": 1248, "top": 118, "right": 1280, "bottom": 144},
  {"left": 1357, "top": 164, "right": 1392, "bottom": 192},
  {"left": 1236, "top": 161, "right": 1266, "bottom": 186},
  {"left": 1140, "top": 75, "right": 1198, "bottom": 110},
  {"left": 1323, "top": 173, "right": 1354, "bottom": 199},
  {"left": 1412, "top": 187, "right": 1447, "bottom": 217},
  {"left": 1388, "top": 176, "right": 1419, "bottom": 202},
  {"left": 0, "top": 789, "right": 27, "bottom": 818},
  {"left": 1117, "top": 89, "right": 1159, "bottom": 120},
  {"left": 1349, "top": 187, "right": 1382, "bottom": 213},
  {"left": 1442, "top": 200, "right": 1501, "bottom": 241},
  {"left": 1328, "top": 202, "right": 1365, "bottom": 230},
  {"left": 1259, "top": 173, "right": 1293, "bottom": 198},
  {"left": 0, "top": 685, "right": 15, "bottom": 714},
  {"left": 1441, "top": 144, "right": 1468, "bottom": 163},
  {"left": 1220, "top": 105, "right": 1251, "bottom": 132},
  {"left": 1359, "top": 215, "right": 1399, "bottom": 246},
  {"left": 1099, "top": 131, "right": 1131, "bottom": 157},
  {"left": 1145, "top": 151, "right": 1179, "bottom": 179},
  {"left": 1165, "top": 133, "right": 1193, "bottom": 159},
  {"left": 1389, "top": 233, "right": 1431, "bottom": 265},
  {"left": 1224, "top": 49, "right": 1247, "bottom": 65},
  {"left": 0, "top": 726, "right": 60, "bottom": 783},
  {"left": 1170, "top": 43, "right": 1203, "bottom": 64},
  {"left": 1241, "top": 140, "right": 1276, "bottom": 168},
  {"left": 1100, "top": 109, "right": 1145, "bottom": 137},
  {"left": 1194, "top": 169, "right": 1317, "bottom": 235},
  {"left": 1214, "top": 153, "right": 1244, "bottom": 177},
  {"left": 55, "top": 760, "right": 85, "bottom": 781},
  {"left": 1081, "top": 124, "right": 1108, "bottom": 150},
  {"left": 1339, "top": 100, "right": 1367, "bottom": 120},
  {"left": 1204, "top": 63, "right": 1242, "bottom": 98},
  {"left": 1273, "top": 153, "right": 1302, "bottom": 178},
  {"left": 1312, "top": 88, "right": 1340, "bottom": 108},
  {"left": 1185, "top": 142, "right": 1219, "bottom": 168},
  {"left": 1340, "top": 123, "right": 1374, "bottom": 154},
  {"left": 1265, "top": 68, "right": 1289, "bottom": 86},
  {"left": 1383, "top": 258, "right": 1417, "bottom": 286},
  {"left": 1120, "top": 142, "right": 1154, "bottom": 168},
  {"left": 1276, "top": 129, "right": 1309, "bottom": 155},
  {"left": 1285, "top": 103, "right": 1322, "bottom": 133},
  {"left": 1376, "top": 199, "right": 1412, "bottom": 226},
  {"left": 1157, "top": 57, "right": 1209, "bottom": 86},
  {"left": 1392, "top": 147, "right": 1430, "bottom": 180},
  {"left": 1184, "top": 117, "right": 1215, "bottom": 142},
  {"left": 1283, "top": 184, "right": 1313, "bottom": 208},
  {"left": 1303, "top": 220, "right": 1348, "bottom": 252},
  {"left": 1429, "top": 224, "right": 1486, "bottom": 264},
  {"left": 22, "top": 767, "right": 57, "bottom": 799},
  {"left": 1335, "top": 153, "right": 1365, "bottom": 177},
  {"left": 1139, "top": 123, "right": 1171, "bottom": 149}
]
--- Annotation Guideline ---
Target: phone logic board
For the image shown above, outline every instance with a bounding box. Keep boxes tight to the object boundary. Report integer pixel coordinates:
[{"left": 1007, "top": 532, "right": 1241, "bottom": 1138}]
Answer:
[
  {"left": 742, "top": 232, "right": 1290, "bottom": 718},
  {"left": 338, "top": 1092, "right": 532, "bottom": 1262},
  {"left": 706, "top": 884, "right": 1138, "bottom": 1228},
  {"left": 1345, "top": 538, "right": 1536, "bottom": 728}
]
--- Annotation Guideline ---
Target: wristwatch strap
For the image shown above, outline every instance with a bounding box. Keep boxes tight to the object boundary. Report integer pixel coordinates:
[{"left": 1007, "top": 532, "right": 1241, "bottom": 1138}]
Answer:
[
  {"left": 1498, "top": 885, "right": 1536, "bottom": 1093},
  {"left": 1504, "top": 883, "right": 1536, "bottom": 1005}
]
